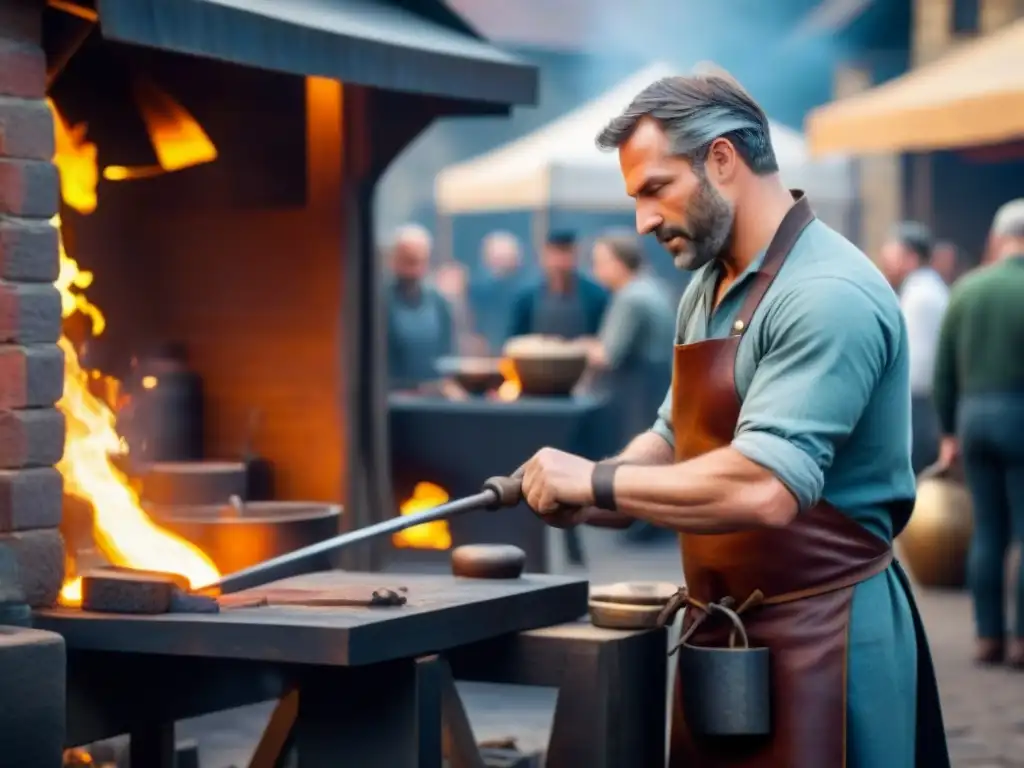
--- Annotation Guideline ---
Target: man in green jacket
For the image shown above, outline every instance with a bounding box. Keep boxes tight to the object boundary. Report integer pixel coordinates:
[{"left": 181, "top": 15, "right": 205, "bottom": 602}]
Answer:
[{"left": 933, "top": 198, "right": 1024, "bottom": 667}]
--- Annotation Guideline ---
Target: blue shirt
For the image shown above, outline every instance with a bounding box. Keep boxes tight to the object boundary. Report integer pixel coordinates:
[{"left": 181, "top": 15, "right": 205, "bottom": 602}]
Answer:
[
  {"left": 651, "top": 218, "right": 915, "bottom": 538},
  {"left": 598, "top": 273, "right": 676, "bottom": 369},
  {"left": 650, "top": 217, "right": 918, "bottom": 766},
  {"left": 507, "top": 273, "right": 609, "bottom": 339},
  {"left": 387, "top": 281, "right": 454, "bottom": 389}
]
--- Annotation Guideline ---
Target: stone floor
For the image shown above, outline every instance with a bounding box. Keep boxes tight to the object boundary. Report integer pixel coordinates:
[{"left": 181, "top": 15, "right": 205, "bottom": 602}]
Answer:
[{"left": 132, "top": 527, "right": 1024, "bottom": 767}]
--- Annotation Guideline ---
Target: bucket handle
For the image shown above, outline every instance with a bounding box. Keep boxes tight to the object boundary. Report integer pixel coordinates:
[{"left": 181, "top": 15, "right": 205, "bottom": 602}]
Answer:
[
  {"left": 673, "top": 597, "right": 750, "bottom": 653},
  {"left": 708, "top": 601, "right": 750, "bottom": 650}
]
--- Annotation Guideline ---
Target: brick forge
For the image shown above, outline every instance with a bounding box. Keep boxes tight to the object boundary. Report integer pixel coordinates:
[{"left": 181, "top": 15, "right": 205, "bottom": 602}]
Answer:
[{"left": 0, "top": 0, "right": 66, "bottom": 608}]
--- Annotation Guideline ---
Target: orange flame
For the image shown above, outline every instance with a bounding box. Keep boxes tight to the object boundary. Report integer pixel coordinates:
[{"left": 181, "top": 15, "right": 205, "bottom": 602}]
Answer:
[
  {"left": 104, "top": 76, "right": 218, "bottom": 181},
  {"left": 50, "top": 100, "right": 98, "bottom": 215},
  {"left": 49, "top": 101, "right": 221, "bottom": 606},
  {"left": 393, "top": 482, "right": 452, "bottom": 550},
  {"left": 496, "top": 358, "right": 521, "bottom": 401}
]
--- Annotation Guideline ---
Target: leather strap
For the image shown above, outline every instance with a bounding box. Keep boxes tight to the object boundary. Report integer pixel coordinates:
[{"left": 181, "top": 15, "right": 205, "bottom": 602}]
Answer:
[
  {"left": 730, "top": 191, "right": 815, "bottom": 337},
  {"left": 591, "top": 461, "right": 620, "bottom": 512}
]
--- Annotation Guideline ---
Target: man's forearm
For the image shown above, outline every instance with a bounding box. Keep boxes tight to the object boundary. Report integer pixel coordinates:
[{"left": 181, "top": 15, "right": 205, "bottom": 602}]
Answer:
[
  {"left": 611, "top": 447, "right": 797, "bottom": 533},
  {"left": 614, "top": 430, "right": 675, "bottom": 466}
]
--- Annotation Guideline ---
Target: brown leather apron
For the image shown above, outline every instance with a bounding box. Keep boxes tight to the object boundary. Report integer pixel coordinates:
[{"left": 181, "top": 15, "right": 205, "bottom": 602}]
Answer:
[{"left": 666, "top": 196, "right": 949, "bottom": 768}]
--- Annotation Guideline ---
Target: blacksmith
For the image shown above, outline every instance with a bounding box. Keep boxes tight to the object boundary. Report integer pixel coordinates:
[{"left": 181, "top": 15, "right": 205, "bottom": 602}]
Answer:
[{"left": 517, "top": 72, "right": 948, "bottom": 767}]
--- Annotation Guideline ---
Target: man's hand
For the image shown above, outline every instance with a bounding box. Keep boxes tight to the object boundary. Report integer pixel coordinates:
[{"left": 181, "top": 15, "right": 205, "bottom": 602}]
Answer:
[
  {"left": 938, "top": 436, "right": 959, "bottom": 469},
  {"left": 521, "top": 447, "right": 596, "bottom": 515}
]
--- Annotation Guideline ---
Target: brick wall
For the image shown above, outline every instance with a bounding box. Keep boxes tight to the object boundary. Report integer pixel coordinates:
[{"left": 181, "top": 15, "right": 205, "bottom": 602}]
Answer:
[{"left": 0, "top": 0, "right": 66, "bottom": 608}]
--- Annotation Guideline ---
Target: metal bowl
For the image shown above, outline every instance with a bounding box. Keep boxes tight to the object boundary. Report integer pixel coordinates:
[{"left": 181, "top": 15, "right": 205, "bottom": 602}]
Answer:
[
  {"left": 146, "top": 500, "right": 342, "bottom": 576},
  {"left": 503, "top": 337, "right": 588, "bottom": 397},
  {"left": 435, "top": 357, "right": 505, "bottom": 395},
  {"left": 509, "top": 354, "right": 587, "bottom": 396}
]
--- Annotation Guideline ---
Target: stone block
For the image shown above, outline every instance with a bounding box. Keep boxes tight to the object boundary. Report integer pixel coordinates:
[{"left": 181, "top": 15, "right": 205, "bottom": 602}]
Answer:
[
  {"left": 0, "top": 158, "right": 58, "bottom": 217},
  {"left": 0, "top": 625, "right": 66, "bottom": 768},
  {"left": 0, "top": 528, "right": 64, "bottom": 607},
  {"left": 0, "top": 38, "right": 45, "bottom": 100},
  {"left": 0, "top": 215, "right": 59, "bottom": 281},
  {"left": 0, "top": 407, "right": 65, "bottom": 468},
  {"left": 0, "top": 344, "right": 63, "bottom": 407},
  {"left": 0, "top": 282, "right": 62, "bottom": 344},
  {"left": 0, "top": 467, "right": 61, "bottom": 532},
  {"left": 0, "top": 96, "right": 53, "bottom": 161},
  {"left": 0, "top": 0, "right": 44, "bottom": 48}
]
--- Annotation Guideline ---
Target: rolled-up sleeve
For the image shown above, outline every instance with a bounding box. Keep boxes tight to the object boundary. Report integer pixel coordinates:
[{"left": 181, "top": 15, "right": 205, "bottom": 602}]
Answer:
[{"left": 732, "top": 278, "right": 895, "bottom": 511}]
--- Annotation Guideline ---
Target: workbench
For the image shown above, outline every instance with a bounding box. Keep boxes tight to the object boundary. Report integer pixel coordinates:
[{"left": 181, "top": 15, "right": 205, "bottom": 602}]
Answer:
[{"left": 35, "top": 571, "right": 588, "bottom": 767}]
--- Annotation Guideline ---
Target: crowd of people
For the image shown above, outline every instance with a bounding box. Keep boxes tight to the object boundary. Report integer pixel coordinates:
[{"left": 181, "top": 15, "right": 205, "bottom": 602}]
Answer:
[
  {"left": 881, "top": 199, "right": 1024, "bottom": 667},
  {"left": 384, "top": 223, "right": 676, "bottom": 441}
]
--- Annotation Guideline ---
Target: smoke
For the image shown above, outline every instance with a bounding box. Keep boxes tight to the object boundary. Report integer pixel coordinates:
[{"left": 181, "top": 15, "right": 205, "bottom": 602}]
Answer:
[{"left": 565, "top": 1, "right": 809, "bottom": 95}]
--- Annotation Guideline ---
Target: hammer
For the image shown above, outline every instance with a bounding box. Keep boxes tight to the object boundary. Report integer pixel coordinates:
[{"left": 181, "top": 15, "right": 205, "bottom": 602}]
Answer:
[{"left": 206, "top": 476, "right": 524, "bottom": 594}]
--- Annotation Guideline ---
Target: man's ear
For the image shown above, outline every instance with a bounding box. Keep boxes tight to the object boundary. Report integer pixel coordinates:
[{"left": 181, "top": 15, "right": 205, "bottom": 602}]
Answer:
[{"left": 706, "top": 136, "right": 740, "bottom": 184}]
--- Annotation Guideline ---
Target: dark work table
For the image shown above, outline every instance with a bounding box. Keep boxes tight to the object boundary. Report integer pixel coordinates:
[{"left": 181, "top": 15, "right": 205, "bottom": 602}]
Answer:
[
  {"left": 36, "top": 571, "right": 588, "bottom": 767},
  {"left": 34, "top": 571, "right": 587, "bottom": 665}
]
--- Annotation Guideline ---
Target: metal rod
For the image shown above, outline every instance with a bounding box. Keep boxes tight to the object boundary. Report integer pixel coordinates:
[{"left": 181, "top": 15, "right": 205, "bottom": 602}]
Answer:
[{"left": 209, "top": 489, "right": 498, "bottom": 594}]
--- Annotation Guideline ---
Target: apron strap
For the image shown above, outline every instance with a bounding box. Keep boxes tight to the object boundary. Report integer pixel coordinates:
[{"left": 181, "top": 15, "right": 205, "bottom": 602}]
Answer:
[{"left": 730, "top": 191, "right": 816, "bottom": 337}]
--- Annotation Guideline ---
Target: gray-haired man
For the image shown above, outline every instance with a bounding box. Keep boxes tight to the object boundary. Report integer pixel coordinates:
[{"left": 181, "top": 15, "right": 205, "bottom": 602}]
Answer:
[
  {"left": 934, "top": 198, "right": 1024, "bottom": 668},
  {"left": 513, "top": 72, "right": 948, "bottom": 766}
]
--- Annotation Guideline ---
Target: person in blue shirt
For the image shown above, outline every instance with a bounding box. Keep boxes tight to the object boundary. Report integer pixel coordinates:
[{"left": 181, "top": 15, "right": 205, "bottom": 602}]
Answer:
[
  {"left": 507, "top": 231, "right": 608, "bottom": 340},
  {"left": 385, "top": 224, "right": 454, "bottom": 390},
  {"left": 513, "top": 71, "right": 948, "bottom": 768}
]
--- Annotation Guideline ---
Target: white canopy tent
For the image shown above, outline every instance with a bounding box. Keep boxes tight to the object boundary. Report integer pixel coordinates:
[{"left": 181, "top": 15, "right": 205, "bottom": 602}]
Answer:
[{"left": 435, "top": 62, "right": 855, "bottom": 229}]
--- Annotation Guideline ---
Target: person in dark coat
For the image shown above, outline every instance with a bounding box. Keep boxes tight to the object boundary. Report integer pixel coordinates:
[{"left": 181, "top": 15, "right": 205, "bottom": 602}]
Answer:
[{"left": 507, "top": 231, "right": 608, "bottom": 340}]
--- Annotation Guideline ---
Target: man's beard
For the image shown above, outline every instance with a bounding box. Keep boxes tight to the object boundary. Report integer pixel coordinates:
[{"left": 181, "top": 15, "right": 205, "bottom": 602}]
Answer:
[{"left": 655, "top": 172, "right": 734, "bottom": 272}]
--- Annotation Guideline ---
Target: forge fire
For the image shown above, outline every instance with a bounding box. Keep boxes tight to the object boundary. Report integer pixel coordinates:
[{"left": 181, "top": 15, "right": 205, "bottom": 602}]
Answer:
[{"left": 50, "top": 93, "right": 221, "bottom": 604}]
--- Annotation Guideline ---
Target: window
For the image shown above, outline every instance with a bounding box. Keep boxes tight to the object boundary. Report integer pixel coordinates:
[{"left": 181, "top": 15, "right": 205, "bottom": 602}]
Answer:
[{"left": 951, "top": 0, "right": 979, "bottom": 34}]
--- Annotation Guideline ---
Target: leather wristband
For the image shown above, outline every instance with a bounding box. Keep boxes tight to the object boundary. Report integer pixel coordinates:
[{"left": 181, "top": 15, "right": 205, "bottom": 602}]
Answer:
[{"left": 591, "top": 461, "right": 620, "bottom": 512}]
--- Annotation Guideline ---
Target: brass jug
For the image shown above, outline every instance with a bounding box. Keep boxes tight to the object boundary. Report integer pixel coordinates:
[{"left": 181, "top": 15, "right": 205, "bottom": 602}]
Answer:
[{"left": 898, "top": 463, "right": 973, "bottom": 588}]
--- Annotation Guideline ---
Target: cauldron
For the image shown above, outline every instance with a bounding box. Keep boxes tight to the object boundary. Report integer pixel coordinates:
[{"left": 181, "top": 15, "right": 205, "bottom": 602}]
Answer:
[
  {"left": 898, "top": 466, "right": 973, "bottom": 589},
  {"left": 435, "top": 356, "right": 505, "bottom": 395},
  {"left": 504, "top": 336, "right": 587, "bottom": 397},
  {"left": 146, "top": 500, "right": 342, "bottom": 575}
]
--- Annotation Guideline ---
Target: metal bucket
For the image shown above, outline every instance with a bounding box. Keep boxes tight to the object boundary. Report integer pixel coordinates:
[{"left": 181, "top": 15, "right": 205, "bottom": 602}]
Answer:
[{"left": 677, "top": 602, "right": 771, "bottom": 737}]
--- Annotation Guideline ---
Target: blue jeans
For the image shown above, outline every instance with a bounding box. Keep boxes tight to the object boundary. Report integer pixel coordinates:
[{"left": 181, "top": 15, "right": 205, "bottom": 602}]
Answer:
[{"left": 959, "top": 393, "right": 1024, "bottom": 639}]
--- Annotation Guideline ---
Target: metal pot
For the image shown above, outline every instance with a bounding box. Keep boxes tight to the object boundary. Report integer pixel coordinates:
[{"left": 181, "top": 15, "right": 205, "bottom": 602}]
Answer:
[
  {"left": 121, "top": 343, "right": 204, "bottom": 462},
  {"left": 435, "top": 356, "right": 505, "bottom": 395},
  {"left": 147, "top": 500, "right": 342, "bottom": 576},
  {"left": 510, "top": 354, "right": 587, "bottom": 396},
  {"left": 898, "top": 468, "right": 973, "bottom": 589},
  {"left": 503, "top": 336, "right": 589, "bottom": 396}
]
